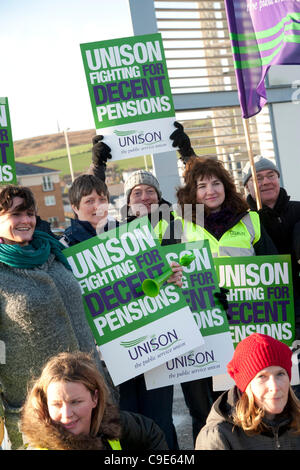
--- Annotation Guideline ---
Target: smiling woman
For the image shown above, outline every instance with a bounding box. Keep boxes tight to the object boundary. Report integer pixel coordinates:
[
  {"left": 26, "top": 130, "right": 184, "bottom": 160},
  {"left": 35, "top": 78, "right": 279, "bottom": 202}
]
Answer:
[
  {"left": 170, "top": 157, "right": 279, "bottom": 445},
  {"left": 0, "top": 185, "right": 117, "bottom": 449},
  {"left": 20, "top": 351, "right": 168, "bottom": 450},
  {"left": 0, "top": 187, "right": 36, "bottom": 245},
  {"left": 196, "top": 333, "right": 300, "bottom": 450}
]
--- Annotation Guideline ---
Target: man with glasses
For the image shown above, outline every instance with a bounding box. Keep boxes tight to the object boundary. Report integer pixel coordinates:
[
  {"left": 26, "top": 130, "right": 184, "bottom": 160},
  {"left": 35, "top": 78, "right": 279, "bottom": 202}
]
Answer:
[{"left": 243, "top": 155, "right": 300, "bottom": 341}]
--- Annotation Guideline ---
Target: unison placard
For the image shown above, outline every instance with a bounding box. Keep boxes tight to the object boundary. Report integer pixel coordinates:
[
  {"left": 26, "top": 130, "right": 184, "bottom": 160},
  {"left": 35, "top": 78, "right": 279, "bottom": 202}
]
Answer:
[
  {"left": 0, "top": 98, "right": 17, "bottom": 184},
  {"left": 80, "top": 33, "right": 176, "bottom": 160},
  {"left": 145, "top": 241, "right": 234, "bottom": 390},
  {"left": 214, "top": 255, "right": 295, "bottom": 347},
  {"left": 63, "top": 217, "right": 203, "bottom": 385}
]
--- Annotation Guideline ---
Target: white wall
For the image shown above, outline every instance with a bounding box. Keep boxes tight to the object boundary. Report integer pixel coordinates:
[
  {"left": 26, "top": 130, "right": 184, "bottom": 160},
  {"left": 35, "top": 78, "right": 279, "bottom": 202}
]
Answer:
[{"left": 268, "top": 65, "right": 300, "bottom": 200}]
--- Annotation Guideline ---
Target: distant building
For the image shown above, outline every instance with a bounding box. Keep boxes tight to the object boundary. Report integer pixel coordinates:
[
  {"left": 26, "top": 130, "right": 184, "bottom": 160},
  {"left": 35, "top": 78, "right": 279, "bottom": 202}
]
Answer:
[{"left": 16, "top": 162, "right": 65, "bottom": 228}]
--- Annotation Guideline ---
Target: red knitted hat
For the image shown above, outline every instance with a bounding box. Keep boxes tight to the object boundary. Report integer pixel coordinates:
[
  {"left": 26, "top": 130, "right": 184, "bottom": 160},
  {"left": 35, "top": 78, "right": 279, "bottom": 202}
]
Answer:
[{"left": 227, "top": 333, "right": 292, "bottom": 392}]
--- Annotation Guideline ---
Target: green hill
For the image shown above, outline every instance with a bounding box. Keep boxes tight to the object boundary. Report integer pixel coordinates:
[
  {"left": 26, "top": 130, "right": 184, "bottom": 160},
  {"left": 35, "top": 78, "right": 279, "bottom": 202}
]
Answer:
[{"left": 14, "top": 131, "right": 153, "bottom": 179}]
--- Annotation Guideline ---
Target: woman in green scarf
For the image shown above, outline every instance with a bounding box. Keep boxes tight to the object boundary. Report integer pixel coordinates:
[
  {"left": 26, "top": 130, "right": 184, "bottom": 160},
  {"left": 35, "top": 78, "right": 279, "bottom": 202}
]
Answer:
[{"left": 0, "top": 185, "right": 115, "bottom": 449}]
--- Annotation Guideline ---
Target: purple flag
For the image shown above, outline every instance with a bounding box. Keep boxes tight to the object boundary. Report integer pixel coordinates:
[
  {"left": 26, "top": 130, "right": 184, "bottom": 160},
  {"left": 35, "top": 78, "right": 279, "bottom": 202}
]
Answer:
[{"left": 224, "top": 1, "right": 300, "bottom": 118}]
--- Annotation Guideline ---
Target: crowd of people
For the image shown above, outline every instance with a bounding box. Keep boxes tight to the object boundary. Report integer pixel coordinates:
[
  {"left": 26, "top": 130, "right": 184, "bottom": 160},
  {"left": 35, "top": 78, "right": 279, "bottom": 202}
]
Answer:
[{"left": 1, "top": 122, "right": 300, "bottom": 450}]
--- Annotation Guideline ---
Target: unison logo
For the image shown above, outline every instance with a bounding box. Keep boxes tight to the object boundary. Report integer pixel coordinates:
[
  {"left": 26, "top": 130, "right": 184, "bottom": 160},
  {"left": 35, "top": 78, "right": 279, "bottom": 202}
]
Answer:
[
  {"left": 120, "top": 329, "right": 181, "bottom": 360},
  {"left": 166, "top": 350, "right": 218, "bottom": 370},
  {"left": 114, "top": 129, "right": 162, "bottom": 147}
]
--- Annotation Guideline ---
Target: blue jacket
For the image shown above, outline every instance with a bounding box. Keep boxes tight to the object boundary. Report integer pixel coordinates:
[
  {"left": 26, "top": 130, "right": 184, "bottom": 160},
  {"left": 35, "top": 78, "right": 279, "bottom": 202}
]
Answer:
[{"left": 61, "top": 218, "right": 119, "bottom": 247}]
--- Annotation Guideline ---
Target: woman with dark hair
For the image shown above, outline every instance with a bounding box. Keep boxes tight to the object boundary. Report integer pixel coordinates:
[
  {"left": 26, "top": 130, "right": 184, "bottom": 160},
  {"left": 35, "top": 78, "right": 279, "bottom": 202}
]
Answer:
[
  {"left": 172, "top": 157, "right": 278, "bottom": 445},
  {"left": 60, "top": 174, "right": 118, "bottom": 247},
  {"left": 196, "top": 333, "right": 300, "bottom": 450},
  {"left": 0, "top": 185, "right": 115, "bottom": 449},
  {"left": 176, "top": 157, "right": 277, "bottom": 257},
  {"left": 20, "top": 351, "right": 168, "bottom": 450}
]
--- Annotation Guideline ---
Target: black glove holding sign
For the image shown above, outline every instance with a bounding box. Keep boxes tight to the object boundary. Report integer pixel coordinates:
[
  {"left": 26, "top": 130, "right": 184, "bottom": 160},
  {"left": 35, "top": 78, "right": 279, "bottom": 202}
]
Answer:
[
  {"left": 214, "top": 287, "right": 230, "bottom": 320},
  {"left": 92, "top": 135, "right": 112, "bottom": 166},
  {"left": 170, "top": 121, "right": 196, "bottom": 163},
  {"left": 91, "top": 135, "right": 112, "bottom": 182}
]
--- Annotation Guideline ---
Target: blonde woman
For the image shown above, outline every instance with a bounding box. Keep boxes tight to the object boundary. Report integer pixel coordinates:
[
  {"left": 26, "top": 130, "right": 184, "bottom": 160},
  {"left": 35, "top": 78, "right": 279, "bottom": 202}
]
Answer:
[
  {"left": 195, "top": 333, "right": 300, "bottom": 450},
  {"left": 20, "top": 351, "right": 168, "bottom": 450}
]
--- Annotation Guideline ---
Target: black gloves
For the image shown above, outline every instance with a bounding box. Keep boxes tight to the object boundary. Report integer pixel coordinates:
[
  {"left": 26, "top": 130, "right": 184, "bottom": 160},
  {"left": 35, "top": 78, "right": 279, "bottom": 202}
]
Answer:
[
  {"left": 170, "top": 121, "right": 196, "bottom": 163},
  {"left": 214, "top": 287, "right": 230, "bottom": 316},
  {"left": 92, "top": 135, "right": 112, "bottom": 167}
]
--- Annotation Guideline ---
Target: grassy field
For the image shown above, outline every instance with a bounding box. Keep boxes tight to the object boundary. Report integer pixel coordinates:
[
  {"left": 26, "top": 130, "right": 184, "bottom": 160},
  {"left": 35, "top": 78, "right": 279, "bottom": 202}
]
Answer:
[{"left": 15, "top": 144, "right": 153, "bottom": 178}]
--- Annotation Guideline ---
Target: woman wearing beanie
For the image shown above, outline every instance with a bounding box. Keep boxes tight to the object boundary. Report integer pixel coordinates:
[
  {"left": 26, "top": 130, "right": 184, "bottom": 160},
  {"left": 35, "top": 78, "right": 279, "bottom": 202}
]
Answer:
[{"left": 195, "top": 333, "right": 300, "bottom": 450}]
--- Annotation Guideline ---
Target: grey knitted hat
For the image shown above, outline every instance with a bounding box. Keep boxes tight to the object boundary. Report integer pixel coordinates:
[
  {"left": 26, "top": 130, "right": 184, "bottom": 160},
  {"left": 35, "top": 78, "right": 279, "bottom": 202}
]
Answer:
[
  {"left": 242, "top": 155, "right": 280, "bottom": 186},
  {"left": 124, "top": 170, "right": 162, "bottom": 201}
]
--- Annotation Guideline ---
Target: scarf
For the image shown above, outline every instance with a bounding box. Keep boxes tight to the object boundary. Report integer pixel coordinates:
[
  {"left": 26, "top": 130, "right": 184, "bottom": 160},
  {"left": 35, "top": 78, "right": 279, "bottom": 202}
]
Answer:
[
  {"left": 0, "top": 230, "right": 71, "bottom": 270},
  {"left": 204, "top": 207, "right": 243, "bottom": 240}
]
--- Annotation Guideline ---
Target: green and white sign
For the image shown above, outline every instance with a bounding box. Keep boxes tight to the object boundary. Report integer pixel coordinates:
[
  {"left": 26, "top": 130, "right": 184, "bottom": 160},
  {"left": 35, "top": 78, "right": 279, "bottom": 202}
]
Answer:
[
  {"left": 145, "top": 241, "right": 234, "bottom": 390},
  {"left": 63, "top": 217, "right": 203, "bottom": 385},
  {"left": 80, "top": 33, "right": 176, "bottom": 160},
  {"left": 213, "top": 255, "right": 298, "bottom": 391},
  {"left": 214, "top": 255, "right": 295, "bottom": 347},
  {"left": 0, "top": 98, "right": 17, "bottom": 184}
]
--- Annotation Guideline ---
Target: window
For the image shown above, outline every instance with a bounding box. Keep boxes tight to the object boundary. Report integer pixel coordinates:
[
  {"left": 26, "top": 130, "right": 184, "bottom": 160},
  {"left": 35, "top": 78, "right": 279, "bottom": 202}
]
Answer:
[
  {"left": 42, "top": 175, "right": 53, "bottom": 191},
  {"left": 45, "top": 195, "right": 56, "bottom": 206}
]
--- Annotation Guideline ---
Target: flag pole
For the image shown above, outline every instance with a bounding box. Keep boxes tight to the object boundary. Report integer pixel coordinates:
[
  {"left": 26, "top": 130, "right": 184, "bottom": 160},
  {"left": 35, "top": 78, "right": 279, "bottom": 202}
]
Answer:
[{"left": 242, "top": 117, "right": 262, "bottom": 210}]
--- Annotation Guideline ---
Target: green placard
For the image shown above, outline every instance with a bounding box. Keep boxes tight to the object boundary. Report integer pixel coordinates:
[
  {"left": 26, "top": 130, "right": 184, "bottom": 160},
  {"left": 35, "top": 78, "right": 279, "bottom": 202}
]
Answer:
[
  {"left": 63, "top": 217, "right": 192, "bottom": 346},
  {"left": 80, "top": 33, "right": 175, "bottom": 129},
  {"left": 144, "top": 241, "right": 234, "bottom": 389},
  {"left": 0, "top": 98, "right": 17, "bottom": 185},
  {"left": 163, "top": 240, "right": 230, "bottom": 337},
  {"left": 214, "top": 255, "right": 295, "bottom": 347},
  {"left": 63, "top": 217, "right": 205, "bottom": 386}
]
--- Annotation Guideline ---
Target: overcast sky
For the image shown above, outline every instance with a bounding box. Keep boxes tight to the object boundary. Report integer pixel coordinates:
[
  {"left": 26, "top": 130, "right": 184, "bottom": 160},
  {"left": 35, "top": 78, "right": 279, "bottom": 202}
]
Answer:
[{"left": 2, "top": 0, "right": 133, "bottom": 140}]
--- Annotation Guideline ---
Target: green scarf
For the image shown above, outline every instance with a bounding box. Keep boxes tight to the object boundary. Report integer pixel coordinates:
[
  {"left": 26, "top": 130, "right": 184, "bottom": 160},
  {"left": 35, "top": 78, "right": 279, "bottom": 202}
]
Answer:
[{"left": 0, "top": 230, "right": 72, "bottom": 270}]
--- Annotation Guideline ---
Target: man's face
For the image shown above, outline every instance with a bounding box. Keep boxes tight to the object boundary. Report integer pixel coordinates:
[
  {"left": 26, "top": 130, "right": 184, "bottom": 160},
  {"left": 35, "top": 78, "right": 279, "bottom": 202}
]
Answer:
[
  {"left": 246, "top": 169, "right": 280, "bottom": 208},
  {"left": 128, "top": 184, "right": 159, "bottom": 216}
]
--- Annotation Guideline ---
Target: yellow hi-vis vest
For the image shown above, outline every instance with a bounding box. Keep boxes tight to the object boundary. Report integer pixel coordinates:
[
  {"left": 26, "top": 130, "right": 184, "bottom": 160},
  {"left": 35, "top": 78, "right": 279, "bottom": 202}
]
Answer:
[
  {"left": 153, "top": 219, "right": 170, "bottom": 244},
  {"left": 108, "top": 439, "right": 122, "bottom": 450},
  {"left": 177, "top": 211, "right": 261, "bottom": 258}
]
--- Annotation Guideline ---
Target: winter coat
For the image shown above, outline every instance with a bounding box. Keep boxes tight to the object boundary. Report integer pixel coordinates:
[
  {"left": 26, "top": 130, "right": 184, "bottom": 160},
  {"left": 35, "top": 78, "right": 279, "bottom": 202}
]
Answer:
[
  {"left": 0, "top": 254, "right": 111, "bottom": 449},
  {"left": 60, "top": 217, "right": 119, "bottom": 247},
  {"left": 196, "top": 386, "right": 300, "bottom": 450},
  {"left": 20, "top": 398, "right": 168, "bottom": 450}
]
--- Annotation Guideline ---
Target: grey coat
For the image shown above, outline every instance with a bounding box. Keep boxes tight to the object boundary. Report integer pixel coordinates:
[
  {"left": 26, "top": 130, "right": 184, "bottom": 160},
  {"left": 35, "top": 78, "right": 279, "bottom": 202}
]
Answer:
[
  {"left": 0, "top": 254, "right": 108, "bottom": 448},
  {"left": 196, "top": 387, "right": 300, "bottom": 450}
]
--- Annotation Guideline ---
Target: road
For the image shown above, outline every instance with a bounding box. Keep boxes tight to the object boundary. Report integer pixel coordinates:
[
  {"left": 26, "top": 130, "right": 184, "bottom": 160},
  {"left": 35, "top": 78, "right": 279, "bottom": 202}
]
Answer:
[{"left": 172, "top": 384, "right": 194, "bottom": 450}]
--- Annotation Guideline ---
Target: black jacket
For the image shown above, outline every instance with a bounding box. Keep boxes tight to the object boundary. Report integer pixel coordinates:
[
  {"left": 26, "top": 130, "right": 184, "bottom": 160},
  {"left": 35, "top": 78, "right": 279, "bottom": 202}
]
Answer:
[
  {"left": 247, "top": 188, "right": 300, "bottom": 297},
  {"left": 60, "top": 217, "right": 119, "bottom": 247},
  {"left": 35, "top": 215, "right": 58, "bottom": 239},
  {"left": 111, "top": 410, "right": 168, "bottom": 450}
]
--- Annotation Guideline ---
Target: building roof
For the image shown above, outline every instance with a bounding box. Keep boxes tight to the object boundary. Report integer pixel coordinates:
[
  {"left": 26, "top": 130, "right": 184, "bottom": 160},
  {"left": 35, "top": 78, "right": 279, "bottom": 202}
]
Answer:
[{"left": 16, "top": 161, "right": 60, "bottom": 176}]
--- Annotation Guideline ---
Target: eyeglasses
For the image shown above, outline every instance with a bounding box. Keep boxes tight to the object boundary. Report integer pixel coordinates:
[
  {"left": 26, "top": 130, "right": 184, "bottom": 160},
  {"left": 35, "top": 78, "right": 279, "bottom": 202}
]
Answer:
[{"left": 250, "top": 172, "right": 278, "bottom": 184}]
